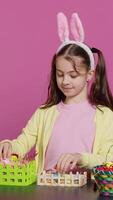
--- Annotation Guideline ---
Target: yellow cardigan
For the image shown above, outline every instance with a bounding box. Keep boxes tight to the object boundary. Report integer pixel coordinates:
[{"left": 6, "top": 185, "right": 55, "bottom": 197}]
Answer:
[{"left": 4, "top": 105, "right": 113, "bottom": 174}]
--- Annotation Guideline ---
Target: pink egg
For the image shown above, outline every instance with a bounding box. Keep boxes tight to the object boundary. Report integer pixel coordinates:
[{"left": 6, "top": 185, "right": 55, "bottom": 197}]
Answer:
[{"left": 2, "top": 158, "right": 10, "bottom": 165}]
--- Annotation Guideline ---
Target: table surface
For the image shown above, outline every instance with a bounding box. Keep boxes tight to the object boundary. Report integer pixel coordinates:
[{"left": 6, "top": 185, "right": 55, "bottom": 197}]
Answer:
[{"left": 0, "top": 181, "right": 111, "bottom": 200}]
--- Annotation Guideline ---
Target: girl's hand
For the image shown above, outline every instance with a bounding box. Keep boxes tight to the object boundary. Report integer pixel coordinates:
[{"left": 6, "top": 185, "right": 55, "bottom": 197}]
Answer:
[
  {"left": 0, "top": 142, "right": 12, "bottom": 160},
  {"left": 56, "top": 153, "right": 82, "bottom": 173}
]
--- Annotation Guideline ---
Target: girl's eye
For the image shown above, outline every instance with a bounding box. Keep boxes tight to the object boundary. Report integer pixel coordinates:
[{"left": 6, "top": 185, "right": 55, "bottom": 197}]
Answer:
[
  {"left": 70, "top": 75, "right": 78, "bottom": 78},
  {"left": 57, "top": 74, "right": 63, "bottom": 77}
]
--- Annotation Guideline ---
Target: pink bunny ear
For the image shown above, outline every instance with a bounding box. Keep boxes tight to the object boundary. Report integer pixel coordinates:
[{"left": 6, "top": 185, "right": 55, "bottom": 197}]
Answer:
[
  {"left": 57, "top": 12, "right": 69, "bottom": 42},
  {"left": 70, "top": 13, "right": 84, "bottom": 42}
]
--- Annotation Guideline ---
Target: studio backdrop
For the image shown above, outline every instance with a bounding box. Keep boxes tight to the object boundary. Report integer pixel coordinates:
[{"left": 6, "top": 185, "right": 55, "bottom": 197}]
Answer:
[{"left": 0, "top": 0, "right": 113, "bottom": 139}]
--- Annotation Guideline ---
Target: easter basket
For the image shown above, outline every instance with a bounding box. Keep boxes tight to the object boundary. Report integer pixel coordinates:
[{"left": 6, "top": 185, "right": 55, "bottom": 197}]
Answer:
[
  {"left": 92, "top": 145, "right": 113, "bottom": 196},
  {"left": 0, "top": 154, "right": 36, "bottom": 186}
]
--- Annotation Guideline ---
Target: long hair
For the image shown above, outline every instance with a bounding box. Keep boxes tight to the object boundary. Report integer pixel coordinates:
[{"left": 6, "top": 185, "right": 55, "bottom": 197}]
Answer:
[
  {"left": 89, "top": 48, "right": 113, "bottom": 110},
  {"left": 41, "top": 44, "right": 113, "bottom": 111}
]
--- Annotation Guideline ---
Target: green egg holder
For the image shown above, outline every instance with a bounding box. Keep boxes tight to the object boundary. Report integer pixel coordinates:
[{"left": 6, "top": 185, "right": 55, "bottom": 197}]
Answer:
[{"left": 0, "top": 160, "right": 36, "bottom": 186}]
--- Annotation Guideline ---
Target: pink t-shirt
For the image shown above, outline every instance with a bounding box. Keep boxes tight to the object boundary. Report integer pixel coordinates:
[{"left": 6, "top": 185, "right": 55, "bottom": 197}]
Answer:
[{"left": 44, "top": 100, "right": 96, "bottom": 170}]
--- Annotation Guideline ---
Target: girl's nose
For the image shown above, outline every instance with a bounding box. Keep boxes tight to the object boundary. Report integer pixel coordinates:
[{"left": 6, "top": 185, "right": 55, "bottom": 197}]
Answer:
[{"left": 62, "top": 75, "right": 70, "bottom": 85}]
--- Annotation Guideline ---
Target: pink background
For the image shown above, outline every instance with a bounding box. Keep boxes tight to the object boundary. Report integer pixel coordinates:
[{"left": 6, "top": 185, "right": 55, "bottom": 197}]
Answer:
[{"left": 0, "top": 0, "right": 113, "bottom": 140}]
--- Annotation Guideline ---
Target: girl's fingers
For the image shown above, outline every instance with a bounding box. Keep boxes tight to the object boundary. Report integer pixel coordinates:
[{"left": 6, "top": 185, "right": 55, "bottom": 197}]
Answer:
[
  {"left": 70, "top": 161, "right": 77, "bottom": 171},
  {"left": 56, "top": 153, "right": 82, "bottom": 173},
  {"left": 57, "top": 154, "right": 68, "bottom": 171},
  {"left": 0, "top": 143, "right": 4, "bottom": 159},
  {"left": 70, "top": 153, "right": 82, "bottom": 170},
  {"left": 56, "top": 154, "right": 67, "bottom": 172},
  {"left": 57, "top": 154, "right": 73, "bottom": 173},
  {"left": 0, "top": 143, "right": 12, "bottom": 159},
  {"left": 60, "top": 154, "right": 70, "bottom": 172},
  {"left": 7, "top": 145, "right": 12, "bottom": 158},
  {"left": 61, "top": 157, "right": 74, "bottom": 173},
  {"left": 2, "top": 143, "right": 10, "bottom": 159}
]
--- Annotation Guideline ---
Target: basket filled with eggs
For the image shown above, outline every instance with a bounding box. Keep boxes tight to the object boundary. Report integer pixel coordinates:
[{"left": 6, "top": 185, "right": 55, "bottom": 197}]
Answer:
[{"left": 92, "top": 162, "right": 113, "bottom": 196}]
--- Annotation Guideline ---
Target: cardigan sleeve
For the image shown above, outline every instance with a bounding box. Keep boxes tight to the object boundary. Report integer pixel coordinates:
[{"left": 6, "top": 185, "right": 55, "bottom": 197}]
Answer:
[
  {"left": 80, "top": 108, "right": 113, "bottom": 168},
  {"left": 1, "top": 108, "right": 41, "bottom": 158},
  {"left": 11, "top": 108, "right": 42, "bottom": 157}
]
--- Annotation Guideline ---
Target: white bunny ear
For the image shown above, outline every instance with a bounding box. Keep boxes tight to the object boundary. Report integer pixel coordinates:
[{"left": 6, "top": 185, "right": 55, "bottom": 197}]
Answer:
[
  {"left": 57, "top": 12, "right": 69, "bottom": 42},
  {"left": 70, "top": 13, "right": 84, "bottom": 42}
]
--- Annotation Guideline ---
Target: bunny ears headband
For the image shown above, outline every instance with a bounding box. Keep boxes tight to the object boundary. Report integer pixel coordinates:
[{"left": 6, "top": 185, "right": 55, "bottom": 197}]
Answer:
[{"left": 57, "top": 12, "right": 95, "bottom": 69}]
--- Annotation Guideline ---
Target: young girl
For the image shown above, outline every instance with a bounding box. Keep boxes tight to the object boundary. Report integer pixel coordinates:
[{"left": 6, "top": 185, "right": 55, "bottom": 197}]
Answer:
[{"left": 0, "top": 12, "right": 113, "bottom": 175}]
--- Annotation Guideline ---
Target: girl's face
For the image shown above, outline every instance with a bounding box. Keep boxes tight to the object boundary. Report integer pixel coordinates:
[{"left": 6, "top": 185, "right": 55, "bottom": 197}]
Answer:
[{"left": 56, "top": 56, "right": 93, "bottom": 104}]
